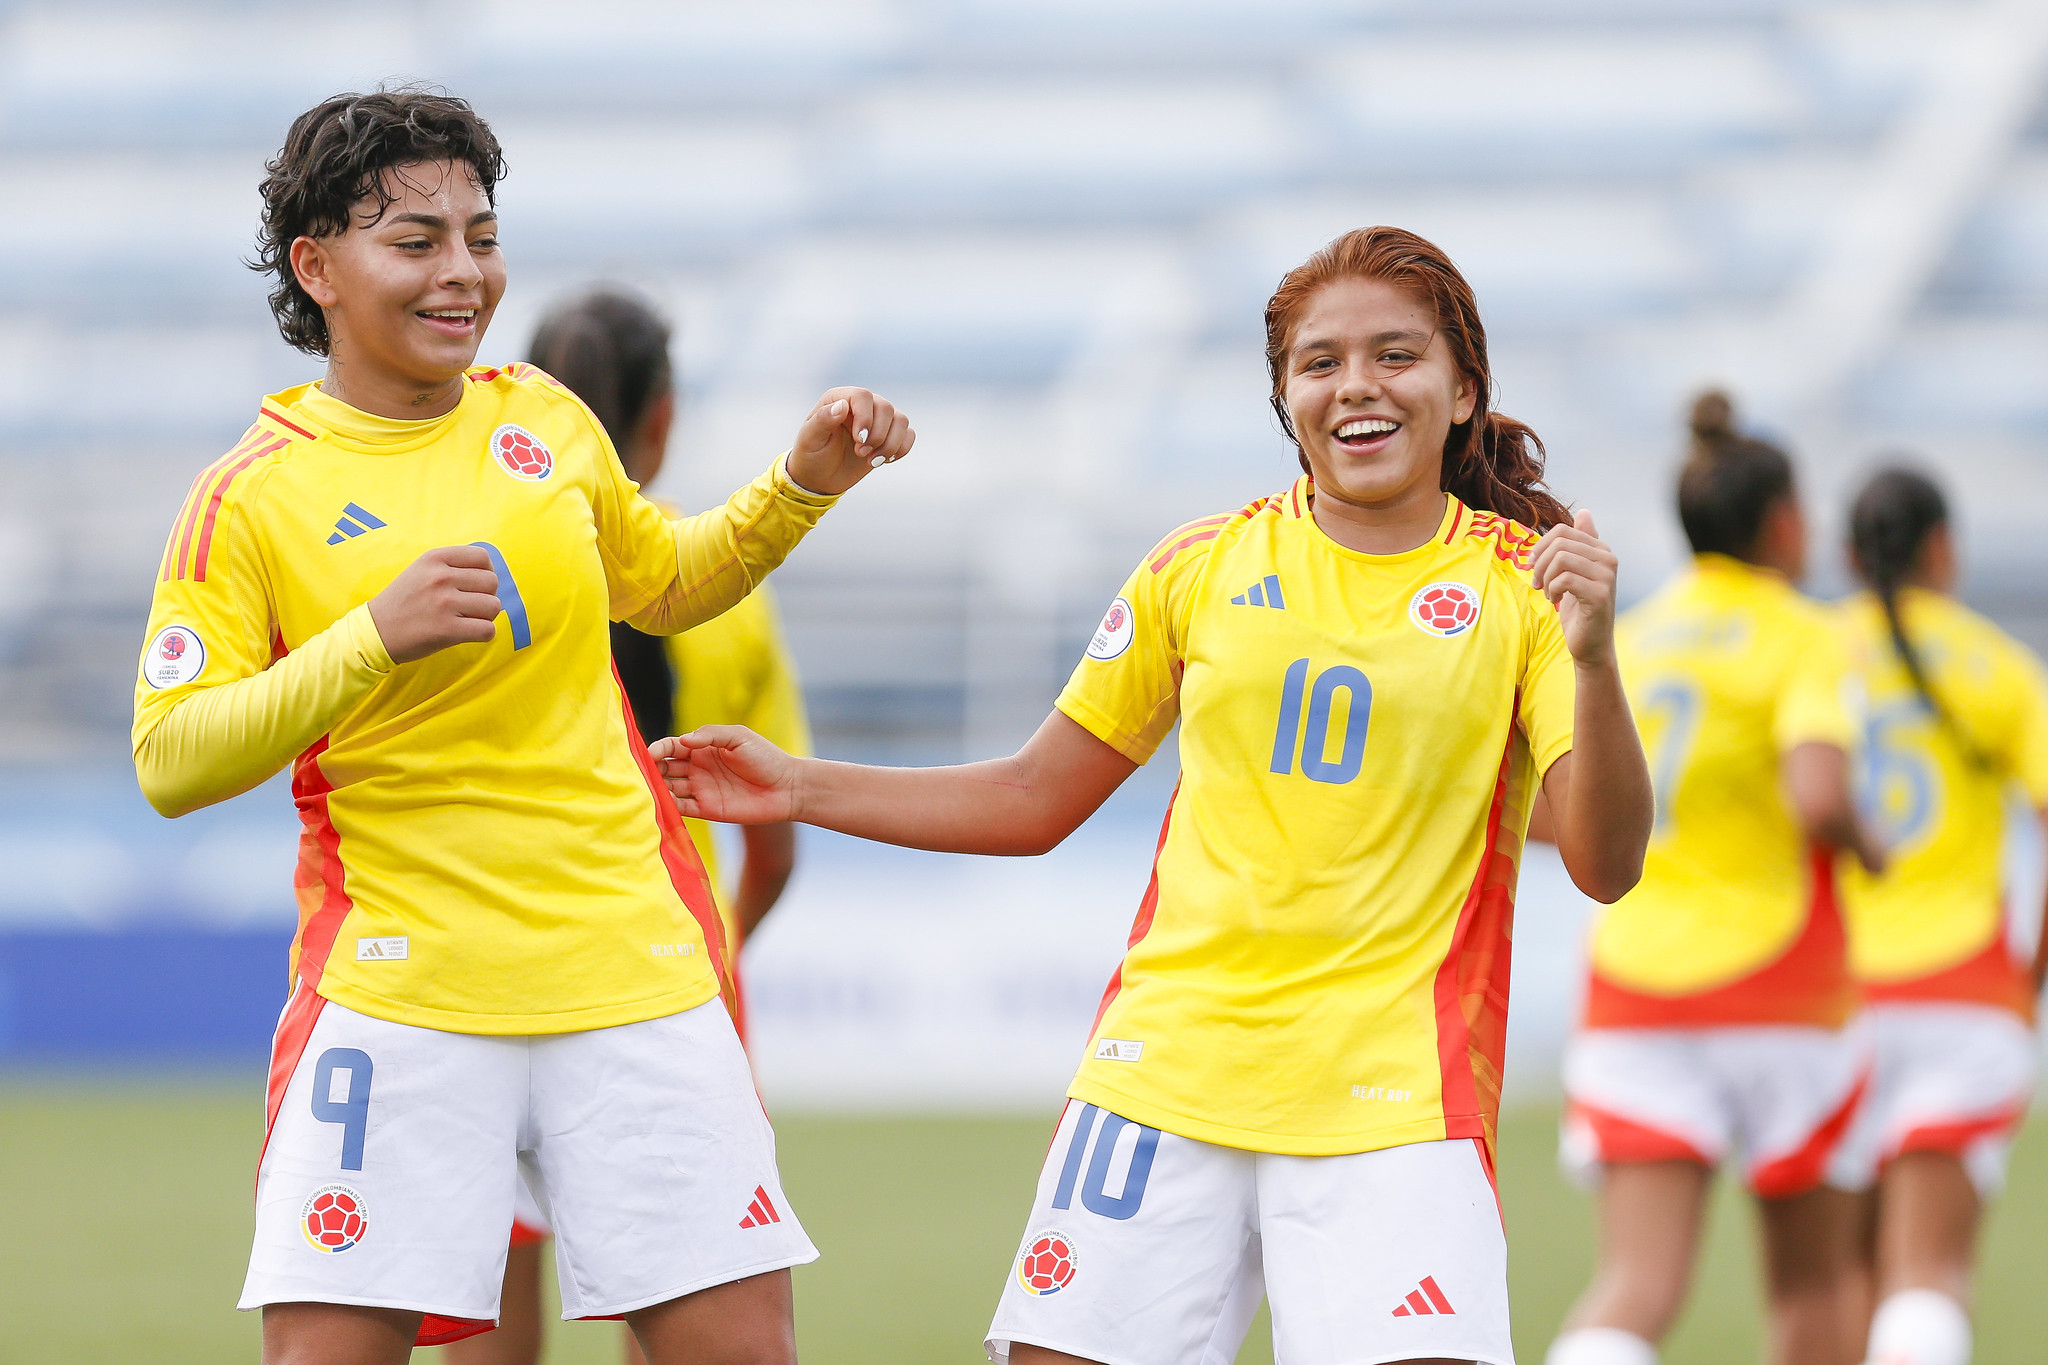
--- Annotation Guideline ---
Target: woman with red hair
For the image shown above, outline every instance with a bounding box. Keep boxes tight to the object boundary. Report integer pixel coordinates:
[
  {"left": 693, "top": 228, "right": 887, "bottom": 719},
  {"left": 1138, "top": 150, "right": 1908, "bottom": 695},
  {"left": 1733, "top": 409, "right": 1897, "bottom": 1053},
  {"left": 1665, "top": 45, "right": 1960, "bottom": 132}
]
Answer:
[{"left": 656, "top": 226, "right": 1653, "bottom": 1365}]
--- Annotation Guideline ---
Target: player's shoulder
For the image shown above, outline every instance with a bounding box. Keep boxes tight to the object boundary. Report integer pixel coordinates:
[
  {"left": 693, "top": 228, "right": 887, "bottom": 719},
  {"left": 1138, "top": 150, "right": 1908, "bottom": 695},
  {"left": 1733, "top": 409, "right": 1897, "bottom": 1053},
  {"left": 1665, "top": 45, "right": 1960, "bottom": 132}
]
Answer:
[
  {"left": 1447, "top": 502, "right": 1545, "bottom": 579},
  {"left": 1140, "top": 486, "right": 1293, "bottom": 580},
  {"left": 465, "top": 361, "right": 600, "bottom": 427},
  {"left": 158, "top": 398, "right": 313, "bottom": 582}
]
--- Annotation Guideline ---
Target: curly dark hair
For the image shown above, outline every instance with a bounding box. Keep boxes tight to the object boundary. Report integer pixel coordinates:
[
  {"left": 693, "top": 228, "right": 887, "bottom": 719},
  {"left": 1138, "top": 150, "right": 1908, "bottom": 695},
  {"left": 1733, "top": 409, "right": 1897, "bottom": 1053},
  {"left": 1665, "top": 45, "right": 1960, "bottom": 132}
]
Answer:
[{"left": 252, "top": 85, "right": 507, "bottom": 356}]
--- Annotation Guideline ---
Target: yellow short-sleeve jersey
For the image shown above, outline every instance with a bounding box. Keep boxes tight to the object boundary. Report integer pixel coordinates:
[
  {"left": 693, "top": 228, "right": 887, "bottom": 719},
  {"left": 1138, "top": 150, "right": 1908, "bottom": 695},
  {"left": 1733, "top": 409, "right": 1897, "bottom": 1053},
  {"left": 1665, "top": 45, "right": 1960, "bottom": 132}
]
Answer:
[
  {"left": 666, "top": 583, "right": 813, "bottom": 956},
  {"left": 1590, "top": 556, "right": 1855, "bottom": 1001},
  {"left": 132, "top": 367, "right": 832, "bottom": 1034},
  {"left": 1838, "top": 589, "right": 2048, "bottom": 985},
  {"left": 1056, "top": 482, "right": 1575, "bottom": 1158}
]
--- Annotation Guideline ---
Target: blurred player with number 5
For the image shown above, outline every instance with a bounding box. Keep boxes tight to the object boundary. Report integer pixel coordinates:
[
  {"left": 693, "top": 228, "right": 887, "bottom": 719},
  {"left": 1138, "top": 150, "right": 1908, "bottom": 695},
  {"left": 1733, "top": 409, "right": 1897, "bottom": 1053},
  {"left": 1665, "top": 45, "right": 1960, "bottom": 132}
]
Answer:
[
  {"left": 131, "top": 87, "right": 911, "bottom": 1365},
  {"left": 657, "top": 227, "right": 1653, "bottom": 1365}
]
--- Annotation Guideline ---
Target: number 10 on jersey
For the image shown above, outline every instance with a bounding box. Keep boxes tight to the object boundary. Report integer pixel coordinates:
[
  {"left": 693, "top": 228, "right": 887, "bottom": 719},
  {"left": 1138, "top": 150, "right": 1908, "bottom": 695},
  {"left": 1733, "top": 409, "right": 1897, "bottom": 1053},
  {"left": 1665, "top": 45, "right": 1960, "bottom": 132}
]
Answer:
[{"left": 1269, "top": 659, "right": 1372, "bottom": 784}]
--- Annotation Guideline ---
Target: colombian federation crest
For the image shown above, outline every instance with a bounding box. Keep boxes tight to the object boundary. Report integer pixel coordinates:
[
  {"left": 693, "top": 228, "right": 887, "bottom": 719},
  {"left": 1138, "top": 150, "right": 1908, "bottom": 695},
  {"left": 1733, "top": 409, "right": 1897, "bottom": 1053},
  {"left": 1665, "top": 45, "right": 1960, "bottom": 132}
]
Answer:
[
  {"left": 301, "top": 1184, "right": 369, "bottom": 1253},
  {"left": 490, "top": 423, "right": 553, "bottom": 481},
  {"left": 1409, "top": 582, "right": 1480, "bottom": 637},
  {"left": 1016, "top": 1229, "right": 1078, "bottom": 1295},
  {"left": 143, "top": 625, "right": 206, "bottom": 689}
]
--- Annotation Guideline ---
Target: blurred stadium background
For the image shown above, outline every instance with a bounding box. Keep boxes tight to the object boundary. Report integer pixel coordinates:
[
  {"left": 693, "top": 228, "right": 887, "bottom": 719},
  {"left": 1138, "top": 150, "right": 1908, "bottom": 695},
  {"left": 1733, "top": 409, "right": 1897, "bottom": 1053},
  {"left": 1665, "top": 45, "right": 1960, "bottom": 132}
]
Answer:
[{"left": 5, "top": 0, "right": 2048, "bottom": 1360}]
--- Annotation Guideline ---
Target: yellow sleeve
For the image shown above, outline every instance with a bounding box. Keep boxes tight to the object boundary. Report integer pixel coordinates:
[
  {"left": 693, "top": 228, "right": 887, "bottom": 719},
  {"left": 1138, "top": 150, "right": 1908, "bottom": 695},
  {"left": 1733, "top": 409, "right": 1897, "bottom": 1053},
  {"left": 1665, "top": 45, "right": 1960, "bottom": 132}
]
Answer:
[
  {"left": 590, "top": 425, "right": 839, "bottom": 635},
  {"left": 132, "top": 474, "right": 393, "bottom": 818},
  {"left": 737, "top": 588, "right": 814, "bottom": 759},
  {"left": 1775, "top": 610, "right": 1857, "bottom": 753},
  {"left": 1999, "top": 641, "right": 2048, "bottom": 806},
  {"left": 1517, "top": 587, "right": 1576, "bottom": 776},
  {"left": 1053, "top": 533, "right": 1201, "bottom": 765}
]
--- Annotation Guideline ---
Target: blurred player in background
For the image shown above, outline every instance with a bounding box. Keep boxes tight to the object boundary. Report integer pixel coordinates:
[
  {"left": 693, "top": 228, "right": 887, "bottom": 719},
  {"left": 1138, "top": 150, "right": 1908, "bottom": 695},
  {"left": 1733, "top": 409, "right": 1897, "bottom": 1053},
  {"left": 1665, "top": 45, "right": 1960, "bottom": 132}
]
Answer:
[
  {"left": 1547, "top": 392, "right": 1885, "bottom": 1365},
  {"left": 131, "top": 87, "right": 911, "bottom": 1365},
  {"left": 657, "top": 226, "right": 1654, "bottom": 1365},
  {"left": 446, "top": 287, "right": 814, "bottom": 1365},
  {"left": 1832, "top": 468, "right": 2048, "bottom": 1365}
]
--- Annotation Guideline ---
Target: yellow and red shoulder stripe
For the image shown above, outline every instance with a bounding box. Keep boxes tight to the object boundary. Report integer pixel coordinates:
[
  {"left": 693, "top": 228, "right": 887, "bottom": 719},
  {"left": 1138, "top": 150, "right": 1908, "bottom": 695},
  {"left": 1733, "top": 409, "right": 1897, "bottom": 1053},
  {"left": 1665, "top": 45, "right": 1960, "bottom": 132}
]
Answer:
[{"left": 160, "top": 417, "right": 302, "bottom": 583}]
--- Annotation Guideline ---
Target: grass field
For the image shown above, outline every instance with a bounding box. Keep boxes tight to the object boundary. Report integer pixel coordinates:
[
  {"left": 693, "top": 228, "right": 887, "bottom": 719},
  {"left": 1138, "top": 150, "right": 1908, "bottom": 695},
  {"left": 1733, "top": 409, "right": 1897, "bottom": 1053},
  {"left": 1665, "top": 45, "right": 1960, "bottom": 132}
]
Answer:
[{"left": 6, "top": 1082, "right": 2048, "bottom": 1363}]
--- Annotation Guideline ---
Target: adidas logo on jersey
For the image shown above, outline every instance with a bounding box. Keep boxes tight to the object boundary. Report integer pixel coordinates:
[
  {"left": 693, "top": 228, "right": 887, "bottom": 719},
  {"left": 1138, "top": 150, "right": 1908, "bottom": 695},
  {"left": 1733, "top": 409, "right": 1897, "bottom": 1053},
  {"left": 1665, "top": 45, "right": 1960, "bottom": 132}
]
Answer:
[
  {"left": 1390, "top": 1275, "right": 1456, "bottom": 1317},
  {"left": 738, "top": 1185, "right": 782, "bottom": 1229},
  {"left": 1230, "top": 575, "right": 1286, "bottom": 609},
  {"left": 326, "top": 503, "right": 388, "bottom": 545}
]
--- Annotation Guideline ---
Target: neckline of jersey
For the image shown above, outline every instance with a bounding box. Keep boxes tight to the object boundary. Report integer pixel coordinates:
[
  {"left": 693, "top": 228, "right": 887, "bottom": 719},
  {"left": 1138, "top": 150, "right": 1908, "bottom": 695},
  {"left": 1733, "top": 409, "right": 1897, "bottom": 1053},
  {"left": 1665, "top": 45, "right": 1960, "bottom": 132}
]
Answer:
[
  {"left": 285, "top": 380, "right": 471, "bottom": 454},
  {"left": 1298, "top": 479, "right": 1462, "bottom": 565}
]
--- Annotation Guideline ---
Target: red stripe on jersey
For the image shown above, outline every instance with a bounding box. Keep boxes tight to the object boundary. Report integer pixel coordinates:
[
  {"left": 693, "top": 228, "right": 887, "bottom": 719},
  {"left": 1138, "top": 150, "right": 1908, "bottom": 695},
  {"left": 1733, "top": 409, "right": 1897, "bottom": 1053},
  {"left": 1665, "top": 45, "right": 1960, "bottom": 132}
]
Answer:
[
  {"left": 1291, "top": 482, "right": 1304, "bottom": 519},
  {"left": 191, "top": 437, "right": 288, "bottom": 582},
  {"left": 1443, "top": 502, "right": 1466, "bottom": 544},
  {"left": 1432, "top": 732, "right": 1516, "bottom": 1161},
  {"left": 1149, "top": 528, "right": 1222, "bottom": 574},
  {"left": 1089, "top": 783, "right": 1179, "bottom": 1035},
  {"left": 164, "top": 430, "right": 261, "bottom": 581},
  {"left": 259, "top": 407, "right": 317, "bottom": 442},
  {"left": 290, "top": 738, "right": 355, "bottom": 993},
  {"left": 613, "top": 665, "right": 736, "bottom": 1016}
]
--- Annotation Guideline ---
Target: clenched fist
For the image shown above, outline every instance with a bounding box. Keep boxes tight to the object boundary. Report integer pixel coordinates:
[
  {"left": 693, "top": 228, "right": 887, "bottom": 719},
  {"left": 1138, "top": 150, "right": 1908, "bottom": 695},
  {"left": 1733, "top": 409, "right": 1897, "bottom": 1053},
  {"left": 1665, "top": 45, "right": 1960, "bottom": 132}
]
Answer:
[{"left": 367, "top": 546, "right": 502, "bottom": 664}]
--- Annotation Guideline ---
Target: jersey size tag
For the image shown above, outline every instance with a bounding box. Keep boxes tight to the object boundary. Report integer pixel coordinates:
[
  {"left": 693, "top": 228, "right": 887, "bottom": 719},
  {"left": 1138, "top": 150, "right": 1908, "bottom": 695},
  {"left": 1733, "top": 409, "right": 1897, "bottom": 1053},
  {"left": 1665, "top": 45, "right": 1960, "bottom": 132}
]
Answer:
[
  {"left": 355, "top": 937, "right": 408, "bottom": 961},
  {"left": 1094, "top": 1038, "right": 1144, "bottom": 1062}
]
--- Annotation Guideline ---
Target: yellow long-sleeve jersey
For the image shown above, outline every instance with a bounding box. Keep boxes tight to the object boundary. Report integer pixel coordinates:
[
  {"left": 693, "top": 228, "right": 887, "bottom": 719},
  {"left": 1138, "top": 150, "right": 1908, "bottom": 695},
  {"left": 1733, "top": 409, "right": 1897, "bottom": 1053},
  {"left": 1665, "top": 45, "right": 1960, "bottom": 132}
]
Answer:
[
  {"left": 1838, "top": 589, "right": 2048, "bottom": 1015},
  {"left": 1586, "top": 556, "right": 1857, "bottom": 1028},
  {"left": 133, "top": 365, "right": 836, "bottom": 1034}
]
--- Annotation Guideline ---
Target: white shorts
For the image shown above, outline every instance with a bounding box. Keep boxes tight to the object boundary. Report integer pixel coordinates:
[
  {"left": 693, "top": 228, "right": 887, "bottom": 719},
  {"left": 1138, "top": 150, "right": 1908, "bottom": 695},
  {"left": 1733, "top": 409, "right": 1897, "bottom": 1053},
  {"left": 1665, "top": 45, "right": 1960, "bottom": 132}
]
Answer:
[
  {"left": 1561, "top": 1025, "right": 1867, "bottom": 1197},
  {"left": 241, "top": 990, "right": 815, "bottom": 1339},
  {"left": 1835, "top": 1002, "right": 2035, "bottom": 1195},
  {"left": 986, "top": 1102, "right": 1513, "bottom": 1365}
]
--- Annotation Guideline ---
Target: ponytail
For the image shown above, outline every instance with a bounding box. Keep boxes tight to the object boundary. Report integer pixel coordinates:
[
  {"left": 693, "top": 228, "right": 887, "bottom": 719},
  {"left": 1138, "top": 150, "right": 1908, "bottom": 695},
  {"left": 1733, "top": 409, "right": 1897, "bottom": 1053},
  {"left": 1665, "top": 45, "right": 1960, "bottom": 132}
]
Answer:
[
  {"left": 1848, "top": 466, "right": 1980, "bottom": 764},
  {"left": 1675, "top": 389, "right": 1793, "bottom": 559},
  {"left": 1264, "top": 226, "right": 1569, "bottom": 532}
]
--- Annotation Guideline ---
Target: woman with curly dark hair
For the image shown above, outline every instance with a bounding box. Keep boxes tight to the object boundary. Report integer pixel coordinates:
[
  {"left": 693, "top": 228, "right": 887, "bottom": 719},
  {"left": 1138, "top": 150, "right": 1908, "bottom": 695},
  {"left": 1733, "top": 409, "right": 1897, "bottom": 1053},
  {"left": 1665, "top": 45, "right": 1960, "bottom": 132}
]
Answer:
[{"left": 133, "top": 86, "right": 912, "bottom": 1365}]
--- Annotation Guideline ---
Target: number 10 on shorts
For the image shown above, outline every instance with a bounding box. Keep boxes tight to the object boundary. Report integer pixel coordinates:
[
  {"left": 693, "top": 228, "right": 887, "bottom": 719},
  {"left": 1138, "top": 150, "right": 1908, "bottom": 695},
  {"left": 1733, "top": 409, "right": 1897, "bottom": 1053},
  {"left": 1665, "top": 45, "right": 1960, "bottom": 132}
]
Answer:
[{"left": 1052, "top": 1104, "right": 1161, "bottom": 1221}]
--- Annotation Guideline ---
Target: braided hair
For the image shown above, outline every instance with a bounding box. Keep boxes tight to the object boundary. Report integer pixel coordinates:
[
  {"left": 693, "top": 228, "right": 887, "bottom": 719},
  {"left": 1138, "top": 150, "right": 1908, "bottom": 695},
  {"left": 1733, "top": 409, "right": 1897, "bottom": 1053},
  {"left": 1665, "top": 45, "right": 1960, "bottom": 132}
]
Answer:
[{"left": 1848, "top": 467, "right": 1979, "bottom": 763}]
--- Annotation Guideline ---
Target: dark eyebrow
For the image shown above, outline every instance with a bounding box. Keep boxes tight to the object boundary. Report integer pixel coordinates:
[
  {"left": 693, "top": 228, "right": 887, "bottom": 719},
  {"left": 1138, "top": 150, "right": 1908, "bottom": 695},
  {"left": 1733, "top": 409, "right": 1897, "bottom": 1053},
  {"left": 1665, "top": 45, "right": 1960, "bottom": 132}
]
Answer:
[{"left": 383, "top": 210, "right": 498, "bottom": 230}]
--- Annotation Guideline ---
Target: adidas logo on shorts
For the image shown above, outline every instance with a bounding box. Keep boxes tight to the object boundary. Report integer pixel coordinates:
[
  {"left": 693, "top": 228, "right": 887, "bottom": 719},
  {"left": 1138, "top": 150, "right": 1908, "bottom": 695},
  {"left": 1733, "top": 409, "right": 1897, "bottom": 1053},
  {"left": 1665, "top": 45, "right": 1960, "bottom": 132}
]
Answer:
[
  {"left": 738, "top": 1185, "right": 782, "bottom": 1229},
  {"left": 1391, "top": 1275, "right": 1456, "bottom": 1317}
]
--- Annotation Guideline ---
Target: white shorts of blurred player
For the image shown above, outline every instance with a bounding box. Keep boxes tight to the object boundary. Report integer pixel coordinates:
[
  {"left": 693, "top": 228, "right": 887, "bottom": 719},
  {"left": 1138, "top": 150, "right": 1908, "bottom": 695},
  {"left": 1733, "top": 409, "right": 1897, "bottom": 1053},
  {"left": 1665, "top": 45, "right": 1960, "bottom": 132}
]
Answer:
[
  {"left": 1833, "top": 1002, "right": 2035, "bottom": 1197},
  {"left": 985, "top": 1101, "right": 1512, "bottom": 1365},
  {"left": 1559, "top": 1025, "right": 1868, "bottom": 1197},
  {"left": 240, "top": 991, "right": 815, "bottom": 1345}
]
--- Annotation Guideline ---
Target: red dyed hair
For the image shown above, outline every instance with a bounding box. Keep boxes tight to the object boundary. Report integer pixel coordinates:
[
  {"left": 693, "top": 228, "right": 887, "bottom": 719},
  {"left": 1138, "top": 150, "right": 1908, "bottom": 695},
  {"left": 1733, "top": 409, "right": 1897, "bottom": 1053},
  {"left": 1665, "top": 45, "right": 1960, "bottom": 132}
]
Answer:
[{"left": 1265, "top": 226, "right": 1569, "bottom": 532}]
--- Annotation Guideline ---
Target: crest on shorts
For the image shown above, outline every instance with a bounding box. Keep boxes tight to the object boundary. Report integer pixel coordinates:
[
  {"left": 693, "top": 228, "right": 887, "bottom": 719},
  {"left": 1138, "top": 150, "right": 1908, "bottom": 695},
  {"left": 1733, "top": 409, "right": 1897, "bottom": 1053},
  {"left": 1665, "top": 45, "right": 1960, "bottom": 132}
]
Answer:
[
  {"left": 1409, "top": 582, "right": 1480, "bottom": 637},
  {"left": 490, "top": 423, "right": 553, "bottom": 481},
  {"left": 1016, "top": 1229, "right": 1078, "bottom": 1295},
  {"left": 301, "top": 1184, "right": 369, "bottom": 1253}
]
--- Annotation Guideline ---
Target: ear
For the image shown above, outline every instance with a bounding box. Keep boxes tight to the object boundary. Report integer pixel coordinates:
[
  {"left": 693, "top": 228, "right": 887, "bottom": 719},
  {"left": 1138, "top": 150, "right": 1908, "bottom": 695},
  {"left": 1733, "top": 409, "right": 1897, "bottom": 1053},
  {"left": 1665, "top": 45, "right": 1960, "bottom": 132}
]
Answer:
[
  {"left": 290, "top": 236, "right": 340, "bottom": 309},
  {"left": 1453, "top": 371, "right": 1479, "bottom": 426}
]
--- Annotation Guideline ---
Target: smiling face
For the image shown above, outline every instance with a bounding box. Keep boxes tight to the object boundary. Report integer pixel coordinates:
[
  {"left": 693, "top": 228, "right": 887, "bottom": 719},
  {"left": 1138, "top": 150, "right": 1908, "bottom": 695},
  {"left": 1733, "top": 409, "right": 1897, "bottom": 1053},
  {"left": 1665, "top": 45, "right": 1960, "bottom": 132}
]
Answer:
[
  {"left": 1280, "top": 276, "right": 1477, "bottom": 521},
  {"left": 289, "top": 158, "right": 504, "bottom": 417}
]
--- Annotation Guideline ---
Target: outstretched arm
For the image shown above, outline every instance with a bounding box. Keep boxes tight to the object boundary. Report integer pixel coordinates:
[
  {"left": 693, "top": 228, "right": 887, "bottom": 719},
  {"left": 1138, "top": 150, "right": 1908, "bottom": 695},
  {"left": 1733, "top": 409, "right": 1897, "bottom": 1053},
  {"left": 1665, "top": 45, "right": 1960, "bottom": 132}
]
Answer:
[
  {"left": 651, "top": 709, "right": 1138, "bottom": 856},
  {"left": 1530, "top": 511, "right": 1654, "bottom": 903}
]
